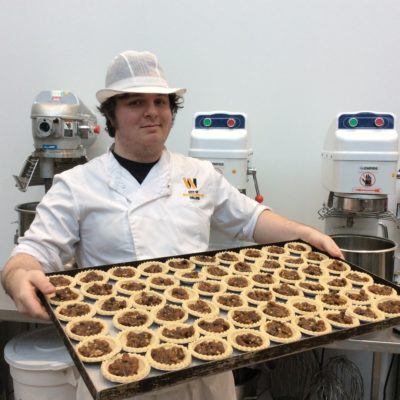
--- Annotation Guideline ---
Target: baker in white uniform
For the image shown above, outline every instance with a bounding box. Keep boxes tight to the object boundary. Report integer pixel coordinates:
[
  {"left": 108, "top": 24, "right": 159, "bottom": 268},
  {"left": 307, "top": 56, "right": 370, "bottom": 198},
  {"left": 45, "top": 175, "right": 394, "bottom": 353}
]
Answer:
[{"left": 1, "top": 50, "right": 342, "bottom": 400}]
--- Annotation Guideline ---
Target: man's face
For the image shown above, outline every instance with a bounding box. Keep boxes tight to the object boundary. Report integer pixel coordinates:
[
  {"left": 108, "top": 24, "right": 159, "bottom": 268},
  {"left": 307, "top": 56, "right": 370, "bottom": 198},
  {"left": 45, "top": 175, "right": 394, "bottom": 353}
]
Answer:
[{"left": 113, "top": 93, "right": 173, "bottom": 162}]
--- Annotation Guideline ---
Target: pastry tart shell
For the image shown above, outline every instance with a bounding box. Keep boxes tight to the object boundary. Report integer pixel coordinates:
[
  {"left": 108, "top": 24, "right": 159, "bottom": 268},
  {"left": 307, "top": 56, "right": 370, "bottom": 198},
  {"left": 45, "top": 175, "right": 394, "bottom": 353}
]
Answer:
[
  {"left": 115, "top": 278, "right": 149, "bottom": 295},
  {"left": 112, "top": 309, "right": 153, "bottom": 331},
  {"left": 55, "top": 300, "right": 96, "bottom": 322},
  {"left": 164, "top": 285, "right": 199, "bottom": 303},
  {"left": 228, "top": 307, "right": 265, "bottom": 329},
  {"left": 107, "top": 265, "right": 138, "bottom": 281},
  {"left": 94, "top": 295, "right": 132, "bottom": 316},
  {"left": 65, "top": 317, "right": 108, "bottom": 341},
  {"left": 228, "top": 329, "right": 270, "bottom": 352},
  {"left": 189, "top": 336, "right": 233, "bottom": 361},
  {"left": 76, "top": 334, "right": 121, "bottom": 363},
  {"left": 157, "top": 322, "right": 199, "bottom": 344},
  {"left": 101, "top": 353, "right": 151, "bottom": 383},
  {"left": 146, "top": 343, "right": 192, "bottom": 371},
  {"left": 263, "top": 320, "right": 302, "bottom": 343},
  {"left": 294, "top": 316, "right": 332, "bottom": 336},
  {"left": 118, "top": 327, "right": 159, "bottom": 353},
  {"left": 75, "top": 269, "right": 109, "bottom": 285},
  {"left": 47, "top": 287, "right": 84, "bottom": 305},
  {"left": 183, "top": 299, "right": 219, "bottom": 318}
]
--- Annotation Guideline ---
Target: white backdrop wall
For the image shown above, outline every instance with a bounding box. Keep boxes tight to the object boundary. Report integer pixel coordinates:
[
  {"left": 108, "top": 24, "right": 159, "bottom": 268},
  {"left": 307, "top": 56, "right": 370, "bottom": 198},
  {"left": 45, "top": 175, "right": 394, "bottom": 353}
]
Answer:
[{"left": 1, "top": 0, "right": 400, "bottom": 265}]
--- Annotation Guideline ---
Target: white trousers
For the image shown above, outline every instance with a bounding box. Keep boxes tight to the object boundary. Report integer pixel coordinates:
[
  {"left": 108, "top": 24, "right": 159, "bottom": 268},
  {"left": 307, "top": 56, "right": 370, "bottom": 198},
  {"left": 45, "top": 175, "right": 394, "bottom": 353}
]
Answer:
[{"left": 76, "top": 371, "right": 236, "bottom": 400}]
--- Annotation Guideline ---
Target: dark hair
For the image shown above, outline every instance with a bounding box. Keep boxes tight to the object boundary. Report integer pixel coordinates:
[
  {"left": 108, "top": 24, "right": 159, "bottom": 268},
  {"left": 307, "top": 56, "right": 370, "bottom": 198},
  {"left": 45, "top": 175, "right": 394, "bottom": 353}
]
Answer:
[{"left": 97, "top": 93, "right": 184, "bottom": 138}]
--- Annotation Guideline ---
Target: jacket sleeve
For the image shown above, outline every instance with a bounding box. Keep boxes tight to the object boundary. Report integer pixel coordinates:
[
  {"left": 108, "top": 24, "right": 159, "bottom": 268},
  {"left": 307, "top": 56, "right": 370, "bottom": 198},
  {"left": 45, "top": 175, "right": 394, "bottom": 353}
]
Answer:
[{"left": 11, "top": 174, "right": 80, "bottom": 272}]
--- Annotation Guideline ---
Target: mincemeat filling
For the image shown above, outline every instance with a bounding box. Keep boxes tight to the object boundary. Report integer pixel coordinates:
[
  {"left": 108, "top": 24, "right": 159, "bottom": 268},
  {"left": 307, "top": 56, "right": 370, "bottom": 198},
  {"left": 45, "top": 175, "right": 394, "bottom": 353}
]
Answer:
[
  {"left": 81, "top": 271, "right": 104, "bottom": 283},
  {"left": 194, "top": 255, "right": 216, "bottom": 263},
  {"left": 245, "top": 249, "right": 262, "bottom": 258},
  {"left": 236, "top": 333, "right": 263, "bottom": 347},
  {"left": 108, "top": 354, "right": 139, "bottom": 376},
  {"left": 354, "top": 307, "right": 377, "bottom": 319},
  {"left": 151, "top": 347, "right": 185, "bottom": 365},
  {"left": 208, "top": 266, "right": 229, "bottom": 276},
  {"left": 298, "top": 317, "right": 325, "bottom": 332},
  {"left": 182, "top": 271, "right": 200, "bottom": 279},
  {"left": 293, "top": 301, "right": 317, "bottom": 313},
  {"left": 262, "top": 302, "right": 289, "bottom": 318},
  {"left": 102, "top": 297, "right": 127, "bottom": 311},
  {"left": 136, "top": 292, "right": 163, "bottom": 306},
  {"left": 266, "top": 321, "right": 292, "bottom": 337},
  {"left": 253, "top": 273, "right": 274, "bottom": 284},
  {"left": 307, "top": 252, "right": 324, "bottom": 261},
  {"left": 288, "top": 244, "right": 306, "bottom": 251},
  {"left": 274, "top": 283, "right": 299, "bottom": 296},
  {"left": 261, "top": 260, "right": 280, "bottom": 269},
  {"left": 126, "top": 331, "right": 152, "bottom": 348},
  {"left": 171, "top": 288, "right": 189, "bottom": 299},
  {"left": 198, "top": 282, "right": 220, "bottom": 293},
  {"left": 49, "top": 276, "right": 71, "bottom": 287},
  {"left": 232, "top": 262, "right": 252, "bottom": 273},
  {"left": 121, "top": 281, "right": 146, "bottom": 291},
  {"left": 219, "top": 253, "right": 239, "bottom": 261},
  {"left": 286, "top": 257, "right": 304, "bottom": 264},
  {"left": 87, "top": 283, "right": 113, "bottom": 295},
  {"left": 321, "top": 293, "right": 346, "bottom": 306},
  {"left": 151, "top": 276, "right": 174, "bottom": 286},
  {"left": 189, "top": 300, "right": 212, "bottom": 313},
  {"left": 280, "top": 269, "right": 300, "bottom": 280},
  {"left": 303, "top": 265, "right": 323, "bottom": 276},
  {"left": 71, "top": 320, "right": 103, "bottom": 336},
  {"left": 233, "top": 310, "right": 261, "bottom": 324},
  {"left": 227, "top": 277, "right": 248, "bottom": 287},
  {"left": 377, "top": 300, "right": 400, "bottom": 314},
  {"left": 118, "top": 311, "right": 148, "bottom": 327},
  {"left": 368, "top": 284, "right": 393, "bottom": 296},
  {"left": 327, "top": 260, "right": 346, "bottom": 271},
  {"left": 268, "top": 246, "right": 286, "bottom": 254},
  {"left": 327, "top": 278, "right": 347, "bottom": 287},
  {"left": 198, "top": 318, "right": 230, "bottom": 333},
  {"left": 327, "top": 310, "right": 353, "bottom": 324},
  {"left": 113, "top": 267, "right": 136, "bottom": 278},
  {"left": 156, "top": 305, "right": 185, "bottom": 321},
  {"left": 348, "top": 290, "right": 369, "bottom": 302},
  {"left": 218, "top": 294, "right": 243, "bottom": 307},
  {"left": 347, "top": 273, "right": 369, "bottom": 282},
  {"left": 144, "top": 264, "right": 163, "bottom": 273},
  {"left": 60, "top": 303, "right": 90, "bottom": 317},
  {"left": 300, "top": 282, "right": 324, "bottom": 291},
  {"left": 79, "top": 339, "right": 111, "bottom": 357},
  {"left": 169, "top": 260, "right": 191, "bottom": 269},
  {"left": 163, "top": 326, "right": 195, "bottom": 339},
  {"left": 195, "top": 340, "right": 225, "bottom": 355},
  {"left": 248, "top": 289, "right": 272, "bottom": 302},
  {"left": 53, "top": 287, "right": 79, "bottom": 301}
]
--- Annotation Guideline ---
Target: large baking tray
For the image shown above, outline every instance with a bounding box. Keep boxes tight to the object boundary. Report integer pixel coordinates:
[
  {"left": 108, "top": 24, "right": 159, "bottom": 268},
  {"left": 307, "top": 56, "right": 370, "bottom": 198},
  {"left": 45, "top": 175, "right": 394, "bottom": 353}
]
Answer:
[{"left": 40, "top": 241, "right": 400, "bottom": 400}]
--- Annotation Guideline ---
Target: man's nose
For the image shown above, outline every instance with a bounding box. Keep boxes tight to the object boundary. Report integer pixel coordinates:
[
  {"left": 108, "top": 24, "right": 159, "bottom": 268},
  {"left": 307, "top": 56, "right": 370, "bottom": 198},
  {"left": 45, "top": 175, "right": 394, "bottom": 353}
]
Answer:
[{"left": 144, "top": 102, "right": 157, "bottom": 117}]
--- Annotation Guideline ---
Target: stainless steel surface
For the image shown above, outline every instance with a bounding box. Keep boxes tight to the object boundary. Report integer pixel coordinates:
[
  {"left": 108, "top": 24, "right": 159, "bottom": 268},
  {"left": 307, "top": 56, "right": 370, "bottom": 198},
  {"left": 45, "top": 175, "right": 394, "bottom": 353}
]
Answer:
[
  {"left": 326, "top": 327, "right": 400, "bottom": 353},
  {"left": 332, "top": 193, "right": 388, "bottom": 213},
  {"left": 330, "top": 234, "right": 397, "bottom": 281},
  {"left": 14, "top": 202, "right": 38, "bottom": 241}
]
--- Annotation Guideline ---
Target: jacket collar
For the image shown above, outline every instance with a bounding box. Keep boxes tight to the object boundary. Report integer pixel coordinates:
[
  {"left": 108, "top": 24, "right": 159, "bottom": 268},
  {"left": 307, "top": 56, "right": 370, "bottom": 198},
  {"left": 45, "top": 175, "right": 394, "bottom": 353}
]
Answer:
[{"left": 107, "top": 147, "right": 172, "bottom": 207}]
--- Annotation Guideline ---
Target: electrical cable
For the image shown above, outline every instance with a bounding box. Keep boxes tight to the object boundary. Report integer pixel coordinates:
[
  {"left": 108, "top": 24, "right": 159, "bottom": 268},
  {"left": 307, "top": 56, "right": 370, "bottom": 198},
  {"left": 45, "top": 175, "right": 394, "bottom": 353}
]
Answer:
[{"left": 382, "top": 353, "right": 396, "bottom": 400}]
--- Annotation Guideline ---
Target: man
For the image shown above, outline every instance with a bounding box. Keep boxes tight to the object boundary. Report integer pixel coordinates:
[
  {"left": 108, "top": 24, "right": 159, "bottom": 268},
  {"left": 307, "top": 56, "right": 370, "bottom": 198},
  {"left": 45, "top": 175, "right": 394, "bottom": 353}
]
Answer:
[{"left": 1, "top": 50, "right": 342, "bottom": 399}]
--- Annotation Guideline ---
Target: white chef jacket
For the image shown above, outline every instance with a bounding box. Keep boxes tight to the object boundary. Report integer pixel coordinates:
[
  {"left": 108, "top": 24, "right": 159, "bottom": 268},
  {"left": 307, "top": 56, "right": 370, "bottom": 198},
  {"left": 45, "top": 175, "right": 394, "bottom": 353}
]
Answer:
[
  {"left": 13, "top": 147, "right": 267, "bottom": 400},
  {"left": 14, "top": 148, "right": 266, "bottom": 271}
]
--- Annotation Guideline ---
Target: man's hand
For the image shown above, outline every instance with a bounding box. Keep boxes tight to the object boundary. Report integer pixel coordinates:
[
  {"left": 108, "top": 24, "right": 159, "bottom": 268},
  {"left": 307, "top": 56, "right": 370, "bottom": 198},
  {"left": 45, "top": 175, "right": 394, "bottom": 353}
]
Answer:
[{"left": 1, "top": 254, "right": 55, "bottom": 320}]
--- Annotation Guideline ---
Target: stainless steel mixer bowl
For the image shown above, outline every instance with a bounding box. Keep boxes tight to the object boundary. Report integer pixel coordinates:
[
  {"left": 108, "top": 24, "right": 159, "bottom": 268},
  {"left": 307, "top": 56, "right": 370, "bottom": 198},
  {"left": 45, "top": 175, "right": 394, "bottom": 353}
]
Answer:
[
  {"left": 15, "top": 202, "right": 39, "bottom": 238},
  {"left": 330, "top": 234, "right": 397, "bottom": 281}
]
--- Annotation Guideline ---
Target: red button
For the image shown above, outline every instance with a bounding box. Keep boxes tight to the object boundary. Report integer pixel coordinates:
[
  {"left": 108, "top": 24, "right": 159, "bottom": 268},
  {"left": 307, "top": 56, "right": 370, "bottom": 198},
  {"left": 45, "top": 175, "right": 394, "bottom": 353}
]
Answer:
[
  {"left": 227, "top": 118, "right": 236, "bottom": 128},
  {"left": 375, "top": 117, "right": 385, "bottom": 127}
]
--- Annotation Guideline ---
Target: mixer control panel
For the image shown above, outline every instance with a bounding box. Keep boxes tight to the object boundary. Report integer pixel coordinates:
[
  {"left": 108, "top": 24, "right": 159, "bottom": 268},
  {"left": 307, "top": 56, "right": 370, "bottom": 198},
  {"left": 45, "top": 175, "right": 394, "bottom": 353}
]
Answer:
[
  {"left": 338, "top": 112, "right": 394, "bottom": 130},
  {"left": 194, "top": 112, "right": 246, "bottom": 129}
]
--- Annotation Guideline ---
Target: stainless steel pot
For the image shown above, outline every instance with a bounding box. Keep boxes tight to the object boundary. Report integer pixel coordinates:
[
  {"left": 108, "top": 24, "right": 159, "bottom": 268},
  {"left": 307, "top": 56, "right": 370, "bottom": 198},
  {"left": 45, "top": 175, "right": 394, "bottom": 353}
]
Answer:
[
  {"left": 15, "top": 202, "right": 39, "bottom": 241},
  {"left": 330, "top": 234, "right": 397, "bottom": 281}
]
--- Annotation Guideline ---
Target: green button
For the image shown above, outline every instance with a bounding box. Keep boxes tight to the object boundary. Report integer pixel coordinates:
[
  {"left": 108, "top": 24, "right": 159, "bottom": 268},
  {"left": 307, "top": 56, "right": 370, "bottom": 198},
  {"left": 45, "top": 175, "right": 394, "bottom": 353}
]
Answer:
[
  {"left": 348, "top": 117, "right": 359, "bottom": 128},
  {"left": 203, "top": 117, "right": 212, "bottom": 127}
]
